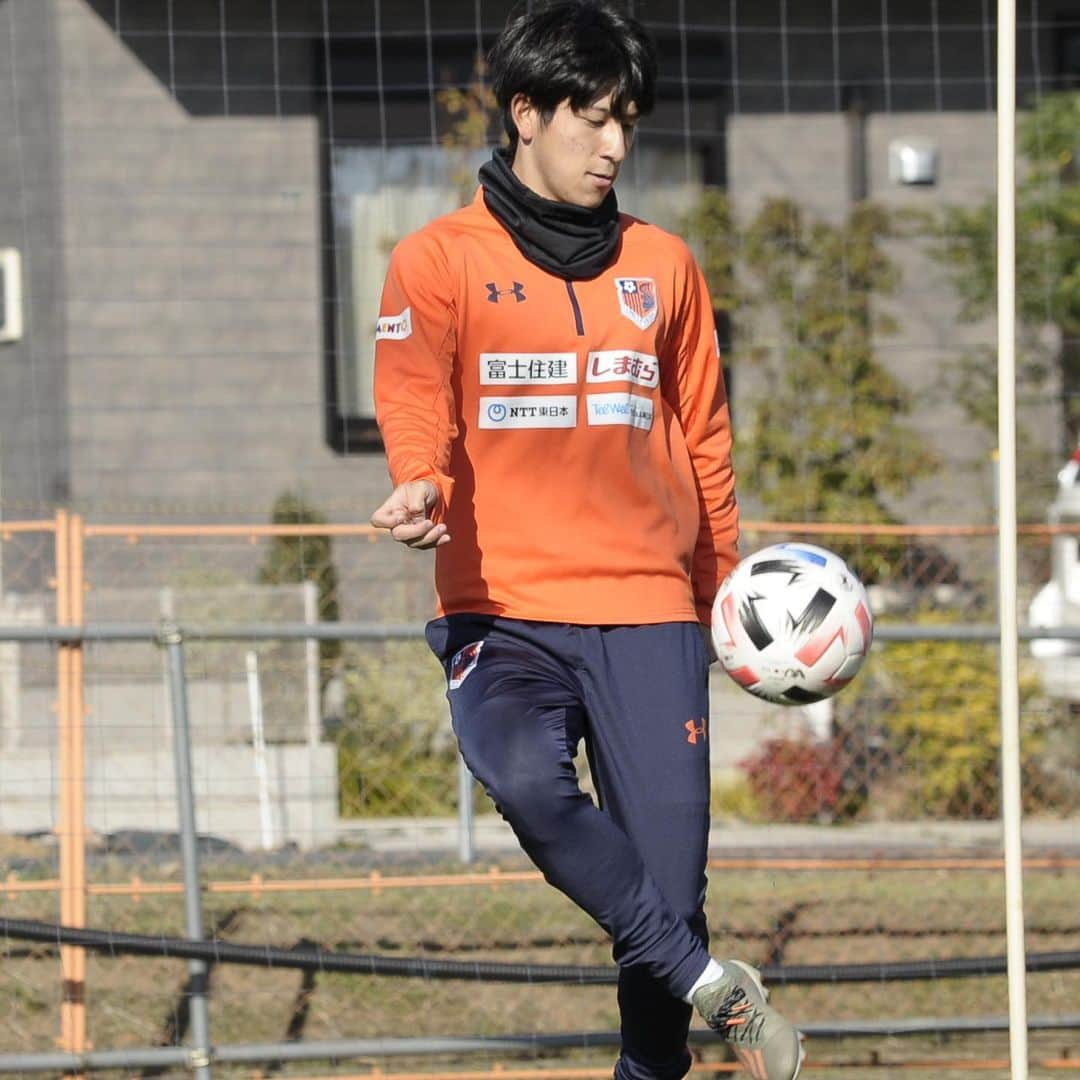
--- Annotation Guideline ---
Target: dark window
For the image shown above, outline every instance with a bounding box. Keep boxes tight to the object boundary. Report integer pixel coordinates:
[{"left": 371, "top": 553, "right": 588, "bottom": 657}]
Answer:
[
  {"left": 321, "top": 30, "right": 727, "bottom": 452},
  {"left": 1058, "top": 21, "right": 1080, "bottom": 89}
]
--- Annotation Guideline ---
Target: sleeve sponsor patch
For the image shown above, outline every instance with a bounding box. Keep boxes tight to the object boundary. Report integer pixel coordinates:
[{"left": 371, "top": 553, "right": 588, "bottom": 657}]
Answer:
[
  {"left": 375, "top": 307, "right": 412, "bottom": 341},
  {"left": 449, "top": 640, "right": 484, "bottom": 689}
]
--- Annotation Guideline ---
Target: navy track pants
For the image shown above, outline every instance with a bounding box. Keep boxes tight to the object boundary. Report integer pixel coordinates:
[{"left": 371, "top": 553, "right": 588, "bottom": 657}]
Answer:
[{"left": 426, "top": 615, "right": 714, "bottom": 1080}]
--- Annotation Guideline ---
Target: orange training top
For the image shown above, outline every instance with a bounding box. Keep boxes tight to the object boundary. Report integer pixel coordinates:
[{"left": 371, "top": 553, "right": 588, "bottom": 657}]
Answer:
[{"left": 374, "top": 189, "right": 739, "bottom": 626}]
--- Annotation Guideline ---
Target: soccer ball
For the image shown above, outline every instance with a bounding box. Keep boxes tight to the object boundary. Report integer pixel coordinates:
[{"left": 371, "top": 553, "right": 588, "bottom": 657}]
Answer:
[{"left": 711, "top": 542, "right": 873, "bottom": 705}]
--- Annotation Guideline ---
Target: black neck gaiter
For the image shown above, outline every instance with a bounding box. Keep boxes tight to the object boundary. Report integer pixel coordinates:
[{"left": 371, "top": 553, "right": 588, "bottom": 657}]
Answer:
[{"left": 478, "top": 147, "right": 621, "bottom": 280}]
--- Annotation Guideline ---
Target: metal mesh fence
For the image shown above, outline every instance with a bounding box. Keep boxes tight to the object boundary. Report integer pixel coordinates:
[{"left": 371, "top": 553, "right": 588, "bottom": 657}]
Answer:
[
  {"left": 1, "top": 0, "right": 1077, "bottom": 1071},
  {"left": 710, "top": 671, "right": 1080, "bottom": 826},
  {"left": 0, "top": 523, "right": 57, "bottom": 761},
  {"left": 0, "top": 521, "right": 63, "bottom": 1059},
  {"left": 5, "top": 517, "right": 1074, "bottom": 837},
  {"left": 77, "top": 524, "right": 450, "bottom": 851},
  {"left": 0, "top": 517, "right": 1078, "bottom": 1076},
  {"left": 65, "top": 520, "right": 1080, "bottom": 839},
  {"left": 1, "top": 861, "right": 1078, "bottom": 1076}
]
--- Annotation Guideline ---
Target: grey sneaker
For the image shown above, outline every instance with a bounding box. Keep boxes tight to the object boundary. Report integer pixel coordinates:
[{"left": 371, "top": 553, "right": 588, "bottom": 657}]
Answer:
[{"left": 691, "top": 959, "right": 804, "bottom": 1080}]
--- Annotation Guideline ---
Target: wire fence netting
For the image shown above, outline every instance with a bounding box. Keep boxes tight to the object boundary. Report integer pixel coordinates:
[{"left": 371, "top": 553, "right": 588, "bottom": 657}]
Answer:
[
  {"left": 0, "top": 522, "right": 1077, "bottom": 1077},
  {"left": 1, "top": 0, "right": 1079, "bottom": 1073}
]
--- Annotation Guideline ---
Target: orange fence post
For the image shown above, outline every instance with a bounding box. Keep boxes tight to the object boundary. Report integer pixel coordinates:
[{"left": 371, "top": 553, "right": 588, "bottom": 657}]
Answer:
[
  {"left": 70, "top": 513, "right": 88, "bottom": 1054},
  {"left": 56, "top": 509, "right": 88, "bottom": 1064},
  {"left": 55, "top": 509, "right": 72, "bottom": 1048}
]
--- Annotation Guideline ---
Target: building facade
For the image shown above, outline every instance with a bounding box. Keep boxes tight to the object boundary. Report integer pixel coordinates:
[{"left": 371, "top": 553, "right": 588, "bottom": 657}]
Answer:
[{"left": 0, "top": 0, "right": 1076, "bottom": 529}]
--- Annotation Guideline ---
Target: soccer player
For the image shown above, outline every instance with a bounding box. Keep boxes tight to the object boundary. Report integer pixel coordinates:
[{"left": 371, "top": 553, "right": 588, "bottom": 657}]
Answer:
[{"left": 370, "top": 2, "right": 803, "bottom": 1077}]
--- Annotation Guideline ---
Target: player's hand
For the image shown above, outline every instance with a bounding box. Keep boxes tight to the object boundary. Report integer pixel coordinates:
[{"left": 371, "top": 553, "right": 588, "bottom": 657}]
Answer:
[{"left": 370, "top": 480, "right": 451, "bottom": 549}]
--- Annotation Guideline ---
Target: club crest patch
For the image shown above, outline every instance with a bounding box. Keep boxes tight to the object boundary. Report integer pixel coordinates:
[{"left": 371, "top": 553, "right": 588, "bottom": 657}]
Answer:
[
  {"left": 614, "top": 278, "right": 658, "bottom": 330},
  {"left": 449, "top": 641, "right": 484, "bottom": 689}
]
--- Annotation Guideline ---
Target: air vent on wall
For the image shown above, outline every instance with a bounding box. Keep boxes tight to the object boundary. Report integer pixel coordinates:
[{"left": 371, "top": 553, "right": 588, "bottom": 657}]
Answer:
[{"left": 888, "top": 138, "right": 939, "bottom": 186}]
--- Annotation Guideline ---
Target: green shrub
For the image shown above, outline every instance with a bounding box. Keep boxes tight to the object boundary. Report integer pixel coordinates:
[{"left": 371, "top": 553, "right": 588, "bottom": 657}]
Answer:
[
  {"left": 334, "top": 641, "right": 460, "bottom": 817},
  {"left": 258, "top": 491, "right": 341, "bottom": 677},
  {"left": 710, "top": 776, "right": 766, "bottom": 822},
  {"left": 844, "top": 615, "right": 1064, "bottom": 818}
]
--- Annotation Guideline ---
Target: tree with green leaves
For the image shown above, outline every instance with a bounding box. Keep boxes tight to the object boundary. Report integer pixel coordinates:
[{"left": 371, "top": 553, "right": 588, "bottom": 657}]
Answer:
[
  {"left": 682, "top": 192, "right": 938, "bottom": 580},
  {"left": 258, "top": 491, "right": 341, "bottom": 674},
  {"left": 843, "top": 608, "right": 1065, "bottom": 819},
  {"left": 937, "top": 91, "right": 1080, "bottom": 480},
  {"left": 437, "top": 57, "right": 501, "bottom": 206}
]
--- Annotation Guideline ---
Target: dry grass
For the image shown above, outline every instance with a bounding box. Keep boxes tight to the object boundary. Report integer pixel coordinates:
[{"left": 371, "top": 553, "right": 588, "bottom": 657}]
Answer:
[{"left": 0, "top": 841, "right": 1077, "bottom": 1078}]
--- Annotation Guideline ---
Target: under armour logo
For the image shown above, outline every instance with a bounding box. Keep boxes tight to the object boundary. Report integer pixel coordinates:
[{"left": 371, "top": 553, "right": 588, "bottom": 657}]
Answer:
[
  {"left": 685, "top": 718, "right": 708, "bottom": 745},
  {"left": 486, "top": 281, "right": 527, "bottom": 303}
]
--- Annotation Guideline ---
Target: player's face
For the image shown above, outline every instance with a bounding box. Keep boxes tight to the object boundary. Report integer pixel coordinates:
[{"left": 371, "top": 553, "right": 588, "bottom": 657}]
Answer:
[{"left": 511, "top": 89, "right": 639, "bottom": 209}]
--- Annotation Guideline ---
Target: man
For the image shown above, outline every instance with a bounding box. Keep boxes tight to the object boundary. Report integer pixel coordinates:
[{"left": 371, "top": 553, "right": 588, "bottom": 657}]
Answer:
[{"left": 371, "top": 3, "right": 802, "bottom": 1078}]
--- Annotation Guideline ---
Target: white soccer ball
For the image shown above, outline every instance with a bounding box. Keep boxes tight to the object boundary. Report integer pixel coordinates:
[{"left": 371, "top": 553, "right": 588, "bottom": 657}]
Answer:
[{"left": 711, "top": 542, "right": 874, "bottom": 705}]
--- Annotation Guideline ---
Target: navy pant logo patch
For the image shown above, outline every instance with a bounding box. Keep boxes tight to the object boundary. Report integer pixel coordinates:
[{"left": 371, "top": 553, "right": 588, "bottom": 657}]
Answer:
[{"left": 449, "top": 641, "right": 484, "bottom": 689}]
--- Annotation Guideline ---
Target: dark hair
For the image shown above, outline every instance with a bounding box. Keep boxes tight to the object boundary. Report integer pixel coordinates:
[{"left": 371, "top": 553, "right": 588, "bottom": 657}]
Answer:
[{"left": 488, "top": 0, "right": 658, "bottom": 146}]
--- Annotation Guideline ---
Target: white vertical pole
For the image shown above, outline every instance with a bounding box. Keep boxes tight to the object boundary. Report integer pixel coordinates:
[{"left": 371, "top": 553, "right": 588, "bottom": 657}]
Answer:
[
  {"left": 302, "top": 580, "right": 321, "bottom": 750},
  {"left": 996, "top": 2, "right": 1029, "bottom": 1076},
  {"left": 457, "top": 753, "right": 475, "bottom": 865},
  {"left": 302, "top": 580, "right": 321, "bottom": 850},
  {"left": 245, "top": 650, "right": 275, "bottom": 851}
]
